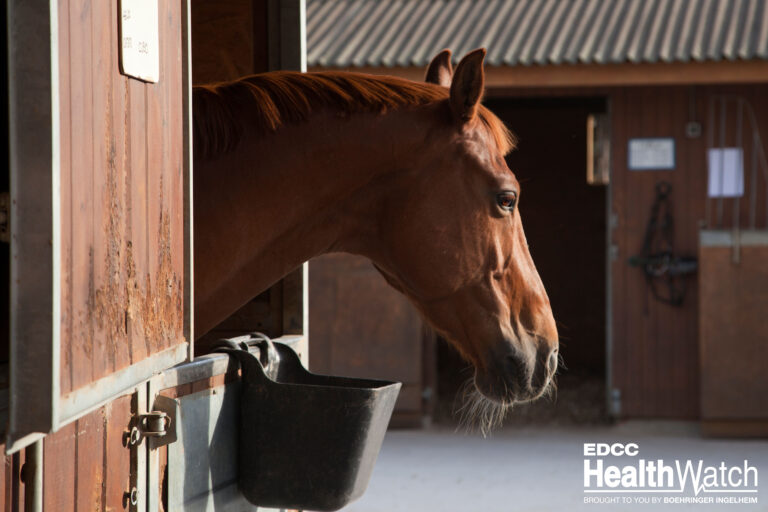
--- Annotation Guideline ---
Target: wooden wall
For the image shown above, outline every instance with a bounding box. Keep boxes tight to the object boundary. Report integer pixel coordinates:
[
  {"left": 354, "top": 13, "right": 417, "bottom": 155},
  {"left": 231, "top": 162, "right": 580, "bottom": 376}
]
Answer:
[
  {"left": 0, "top": 394, "right": 133, "bottom": 512},
  {"left": 609, "top": 84, "right": 768, "bottom": 418},
  {"left": 191, "top": 0, "right": 268, "bottom": 84},
  {"left": 309, "top": 254, "right": 428, "bottom": 426},
  {"left": 42, "top": 396, "right": 133, "bottom": 511},
  {"left": 57, "top": 0, "right": 185, "bottom": 395}
]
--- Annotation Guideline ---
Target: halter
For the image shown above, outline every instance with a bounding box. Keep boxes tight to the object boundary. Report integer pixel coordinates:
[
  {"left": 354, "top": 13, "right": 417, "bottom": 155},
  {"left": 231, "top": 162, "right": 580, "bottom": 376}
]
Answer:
[{"left": 628, "top": 182, "right": 697, "bottom": 307}]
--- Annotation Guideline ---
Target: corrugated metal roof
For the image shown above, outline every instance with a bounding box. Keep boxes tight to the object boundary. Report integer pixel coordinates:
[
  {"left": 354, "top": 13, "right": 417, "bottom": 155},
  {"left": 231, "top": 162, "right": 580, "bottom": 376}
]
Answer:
[{"left": 307, "top": 0, "right": 768, "bottom": 67}]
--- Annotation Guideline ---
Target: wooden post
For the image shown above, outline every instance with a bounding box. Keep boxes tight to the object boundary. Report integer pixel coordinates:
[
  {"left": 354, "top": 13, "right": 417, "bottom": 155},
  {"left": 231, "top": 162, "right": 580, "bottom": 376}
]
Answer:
[
  {"left": 266, "top": 0, "right": 309, "bottom": 363},
  {"left": 267, "top": 0, "right": 306, "bottom": 73}
]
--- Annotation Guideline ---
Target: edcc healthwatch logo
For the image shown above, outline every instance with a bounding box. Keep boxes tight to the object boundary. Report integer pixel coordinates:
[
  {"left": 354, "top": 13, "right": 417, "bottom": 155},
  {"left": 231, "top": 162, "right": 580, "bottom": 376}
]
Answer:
[{"left": 583, "top": 443, "right": 759, "bottom": 506}]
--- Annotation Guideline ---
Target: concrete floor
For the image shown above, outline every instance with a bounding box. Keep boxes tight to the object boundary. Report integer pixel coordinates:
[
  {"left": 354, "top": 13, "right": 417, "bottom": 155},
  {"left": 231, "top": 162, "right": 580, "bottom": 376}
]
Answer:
[{"left": 340, "top": 422, "right": 768, "bottom": 512}]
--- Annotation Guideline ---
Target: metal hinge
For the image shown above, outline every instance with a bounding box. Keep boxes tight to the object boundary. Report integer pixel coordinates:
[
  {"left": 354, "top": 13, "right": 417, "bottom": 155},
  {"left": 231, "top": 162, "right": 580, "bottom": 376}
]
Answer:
[
  {"left": 609, "top": 211, "right": 618, "bottom": 230},
  {"left": 609, "top": 388, "right": 622, "bottom": 417},
  {"left": 609, "top": 244, "right": 619, "bottom": 261},
  {"left": 126, "top": 396, "right": 178, "bottom": 449}
]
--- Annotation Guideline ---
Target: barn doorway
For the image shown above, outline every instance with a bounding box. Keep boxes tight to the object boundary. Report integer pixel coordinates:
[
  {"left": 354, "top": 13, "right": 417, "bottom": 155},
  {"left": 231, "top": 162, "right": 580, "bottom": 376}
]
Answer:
[{"left": 436, "top": 96, "right": 610, "bottom": 425}]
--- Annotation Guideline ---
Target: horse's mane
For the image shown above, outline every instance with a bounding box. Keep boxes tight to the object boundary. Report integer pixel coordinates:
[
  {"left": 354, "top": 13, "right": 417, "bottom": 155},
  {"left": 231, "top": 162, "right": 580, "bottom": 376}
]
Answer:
[{"left": 193, "top": 71, "right": 515, "bottom": 159}]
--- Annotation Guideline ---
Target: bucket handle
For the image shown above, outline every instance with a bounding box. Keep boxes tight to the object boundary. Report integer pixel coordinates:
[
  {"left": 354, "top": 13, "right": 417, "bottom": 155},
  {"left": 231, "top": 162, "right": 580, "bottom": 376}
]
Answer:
[{"left": 213, "top": 332, "right": 280, "bottom": 380}]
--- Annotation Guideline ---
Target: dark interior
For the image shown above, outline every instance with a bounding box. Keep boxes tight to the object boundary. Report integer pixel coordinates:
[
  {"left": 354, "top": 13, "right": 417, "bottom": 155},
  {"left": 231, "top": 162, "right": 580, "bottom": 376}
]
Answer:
[{"left": 437, "top": 96, "right": 609, "bottom": 424}]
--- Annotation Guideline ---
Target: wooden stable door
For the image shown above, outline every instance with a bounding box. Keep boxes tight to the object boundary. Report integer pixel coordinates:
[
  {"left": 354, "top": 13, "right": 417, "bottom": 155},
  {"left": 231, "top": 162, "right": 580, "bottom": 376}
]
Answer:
[
  {"left": 8, "top": 0, "right": 192, "bottom": 451},
  {"left": 608, "top": 85, "right": 768, "bottom": 419},
  {"left": 699, "top": 233, "right": 768, "bottom": 436}
]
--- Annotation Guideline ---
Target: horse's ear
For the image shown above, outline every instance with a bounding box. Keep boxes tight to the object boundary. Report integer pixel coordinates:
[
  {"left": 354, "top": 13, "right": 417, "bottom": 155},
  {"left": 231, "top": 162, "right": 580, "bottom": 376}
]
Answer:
[
  {"left": 425, "top": 49, "right": 452, "bottom": 87},
  {"left": 450, "top": 48, "right": 486, "bottom": 123}
]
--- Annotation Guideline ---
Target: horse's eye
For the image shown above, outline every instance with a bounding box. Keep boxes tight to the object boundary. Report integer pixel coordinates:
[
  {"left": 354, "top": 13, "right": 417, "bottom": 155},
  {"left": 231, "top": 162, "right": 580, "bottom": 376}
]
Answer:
[{"left": 497, "top": 192, "right": 517, "bottom": 211}]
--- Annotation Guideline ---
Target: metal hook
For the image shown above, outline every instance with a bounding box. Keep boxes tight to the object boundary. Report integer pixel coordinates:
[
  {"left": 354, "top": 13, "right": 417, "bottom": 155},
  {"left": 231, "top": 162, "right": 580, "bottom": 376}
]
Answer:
[{"left": 248, "top": 332, "right": 280, "bottom": 380}]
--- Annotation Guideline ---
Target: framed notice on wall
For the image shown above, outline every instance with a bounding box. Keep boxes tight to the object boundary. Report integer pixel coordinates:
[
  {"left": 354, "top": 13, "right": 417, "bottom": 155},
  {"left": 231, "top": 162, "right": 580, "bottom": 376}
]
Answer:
[
  {"left": 628, "top": 138, "right": 675, "bottom": 171},
  {"left": 119, "top": 0, "right": 160, "bottom": 83}
]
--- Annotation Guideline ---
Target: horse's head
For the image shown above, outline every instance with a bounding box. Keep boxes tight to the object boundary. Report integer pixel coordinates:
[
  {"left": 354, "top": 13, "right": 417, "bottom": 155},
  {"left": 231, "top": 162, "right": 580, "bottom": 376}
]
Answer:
[{"left": 374, "top": 49, "right": 558, "bottom": 423}]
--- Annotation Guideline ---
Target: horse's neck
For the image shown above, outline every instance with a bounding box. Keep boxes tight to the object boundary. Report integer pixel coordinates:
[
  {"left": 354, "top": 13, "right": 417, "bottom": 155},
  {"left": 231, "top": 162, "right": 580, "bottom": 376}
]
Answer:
[{"left": 194, "top": 109, "right": 426, "bottom": 336}]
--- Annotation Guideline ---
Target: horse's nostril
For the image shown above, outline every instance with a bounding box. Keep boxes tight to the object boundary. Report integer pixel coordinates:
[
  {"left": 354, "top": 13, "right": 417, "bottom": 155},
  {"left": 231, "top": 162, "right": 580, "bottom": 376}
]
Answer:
[
  {"left": 505, "top": 354, "right": 529, "bottom": 392},
  {"left": 547, "top": 350, "right": 559, "bottom": 373}
]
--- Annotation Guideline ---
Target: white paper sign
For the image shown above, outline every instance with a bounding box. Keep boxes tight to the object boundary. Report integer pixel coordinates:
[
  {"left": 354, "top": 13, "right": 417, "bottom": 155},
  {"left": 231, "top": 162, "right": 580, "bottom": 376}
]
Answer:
[
  {"left": 119, "top": 0, "right": 160, "bottom": 83},
  {"left": 707, "top": 147, "right": 744, "bottom": 197},
  {"left": 628, "top": 138, "right": 675, "bottom": 170}
]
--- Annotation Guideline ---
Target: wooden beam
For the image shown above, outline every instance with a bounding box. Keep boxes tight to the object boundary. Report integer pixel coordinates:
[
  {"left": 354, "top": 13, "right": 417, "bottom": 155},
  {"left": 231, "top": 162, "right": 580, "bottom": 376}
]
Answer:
[{"left": 309, "top": 60, "right": 768, "bottom": 88}]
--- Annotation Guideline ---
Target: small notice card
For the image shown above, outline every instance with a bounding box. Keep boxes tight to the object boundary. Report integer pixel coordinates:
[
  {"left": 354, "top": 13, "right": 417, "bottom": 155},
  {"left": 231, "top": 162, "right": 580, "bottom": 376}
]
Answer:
[
  {"left": 119, "top": 0, "right": 160, "bottom": 83},
  {"left": 628, "top": 138, "right": 675, "bottom": 170},
  {"left": 707, "top": 147, "right": 744, "bottom": 198}
]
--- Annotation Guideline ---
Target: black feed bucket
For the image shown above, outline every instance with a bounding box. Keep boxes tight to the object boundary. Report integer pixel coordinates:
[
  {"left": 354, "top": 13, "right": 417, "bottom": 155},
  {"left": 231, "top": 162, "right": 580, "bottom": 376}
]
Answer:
[{"left": 216, "top": 334, "right": 401, "bottom": 511}]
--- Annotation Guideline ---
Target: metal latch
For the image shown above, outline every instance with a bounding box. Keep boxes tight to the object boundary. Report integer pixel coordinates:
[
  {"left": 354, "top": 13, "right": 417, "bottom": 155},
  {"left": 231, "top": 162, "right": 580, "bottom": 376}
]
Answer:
[{"left": 126, "top": 396, "right": 178, "bottom": 449}]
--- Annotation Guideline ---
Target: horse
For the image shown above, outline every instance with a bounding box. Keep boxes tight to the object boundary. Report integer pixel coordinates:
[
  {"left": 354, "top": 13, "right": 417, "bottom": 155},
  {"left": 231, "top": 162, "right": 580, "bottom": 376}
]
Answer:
[{"left": 192, "top": 49, "right": 559, "bottom": 431}]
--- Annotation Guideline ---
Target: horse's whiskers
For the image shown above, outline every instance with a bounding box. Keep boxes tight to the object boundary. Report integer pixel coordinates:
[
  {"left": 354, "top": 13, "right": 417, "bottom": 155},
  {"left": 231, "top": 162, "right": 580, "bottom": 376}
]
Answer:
[
  {"left": 557, "top": 351, "right": 567, "bottom": 371},
  {"left": 544, "top": 377, "right": 558, "bottom": 403},
  {"left": 454, "top": 379, "right": 513, "bottom": 437}
]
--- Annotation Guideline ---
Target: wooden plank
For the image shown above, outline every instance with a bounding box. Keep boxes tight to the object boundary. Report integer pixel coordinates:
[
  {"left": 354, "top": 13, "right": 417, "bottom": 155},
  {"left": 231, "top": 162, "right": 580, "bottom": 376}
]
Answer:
[
  {"left": 146, "top": 37, "right": 164, "bottom": 357},
  {"left": 74, "top": 412, "right": 105, "bottom": 511},
  {"left": 168, "top": 0, "right": 186, "bottom": 355},
  {"left": 1, "top": 452, "right": 6, "bottom": 512},
  {"left": 647, "top": 86, "right": 664, "bottom": 416},
  {"left": 58, "top": 0, "right": 73, "bottom": 396},
  {"left": 110, "top": 0, "right": 132, "bottom": 374},
  {"left": 43, "top": 421, "right": 76, "bottom": 511},
  {"left": 127, "top": 77, "right": 149, "bottom": 365},
  {"left": 0, "top": 449, "right": 24, "bottom": 512},
  {"left": 340, "top": 60, "right": 768, "bottom": 88},
  {"left": 670, "top": 87, "right": 691, "bottom": 417},
  {"left": 11, "top": 451, "right": 23, "bottom": 512},
  {"left": 89, "top": 0, "right": 111, "bottom": 382},
  {"left": 66, "top": 0, "right": 96, "bottom": 393},
  {"left": 104, "top": 395, "right": 133, "bottom": 512},
  {"left": 609, "top": 87, "right": 628, "bottom": 415},
  {"left": 682, "top": 86, "right": 704, "bottom": 417}
]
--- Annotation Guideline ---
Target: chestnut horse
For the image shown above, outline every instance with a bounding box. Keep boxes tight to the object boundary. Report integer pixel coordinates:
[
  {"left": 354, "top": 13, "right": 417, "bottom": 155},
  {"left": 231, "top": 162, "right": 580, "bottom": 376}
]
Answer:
[{"left": 193, "top": 49, "right": 559, "bottom": 430}]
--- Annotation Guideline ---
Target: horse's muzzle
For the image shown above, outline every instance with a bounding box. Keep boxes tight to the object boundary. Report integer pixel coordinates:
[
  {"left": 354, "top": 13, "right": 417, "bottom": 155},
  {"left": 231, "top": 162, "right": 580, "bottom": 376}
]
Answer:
[{"left": 475, "top": 343, "right": 558, "bottom": 403}]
